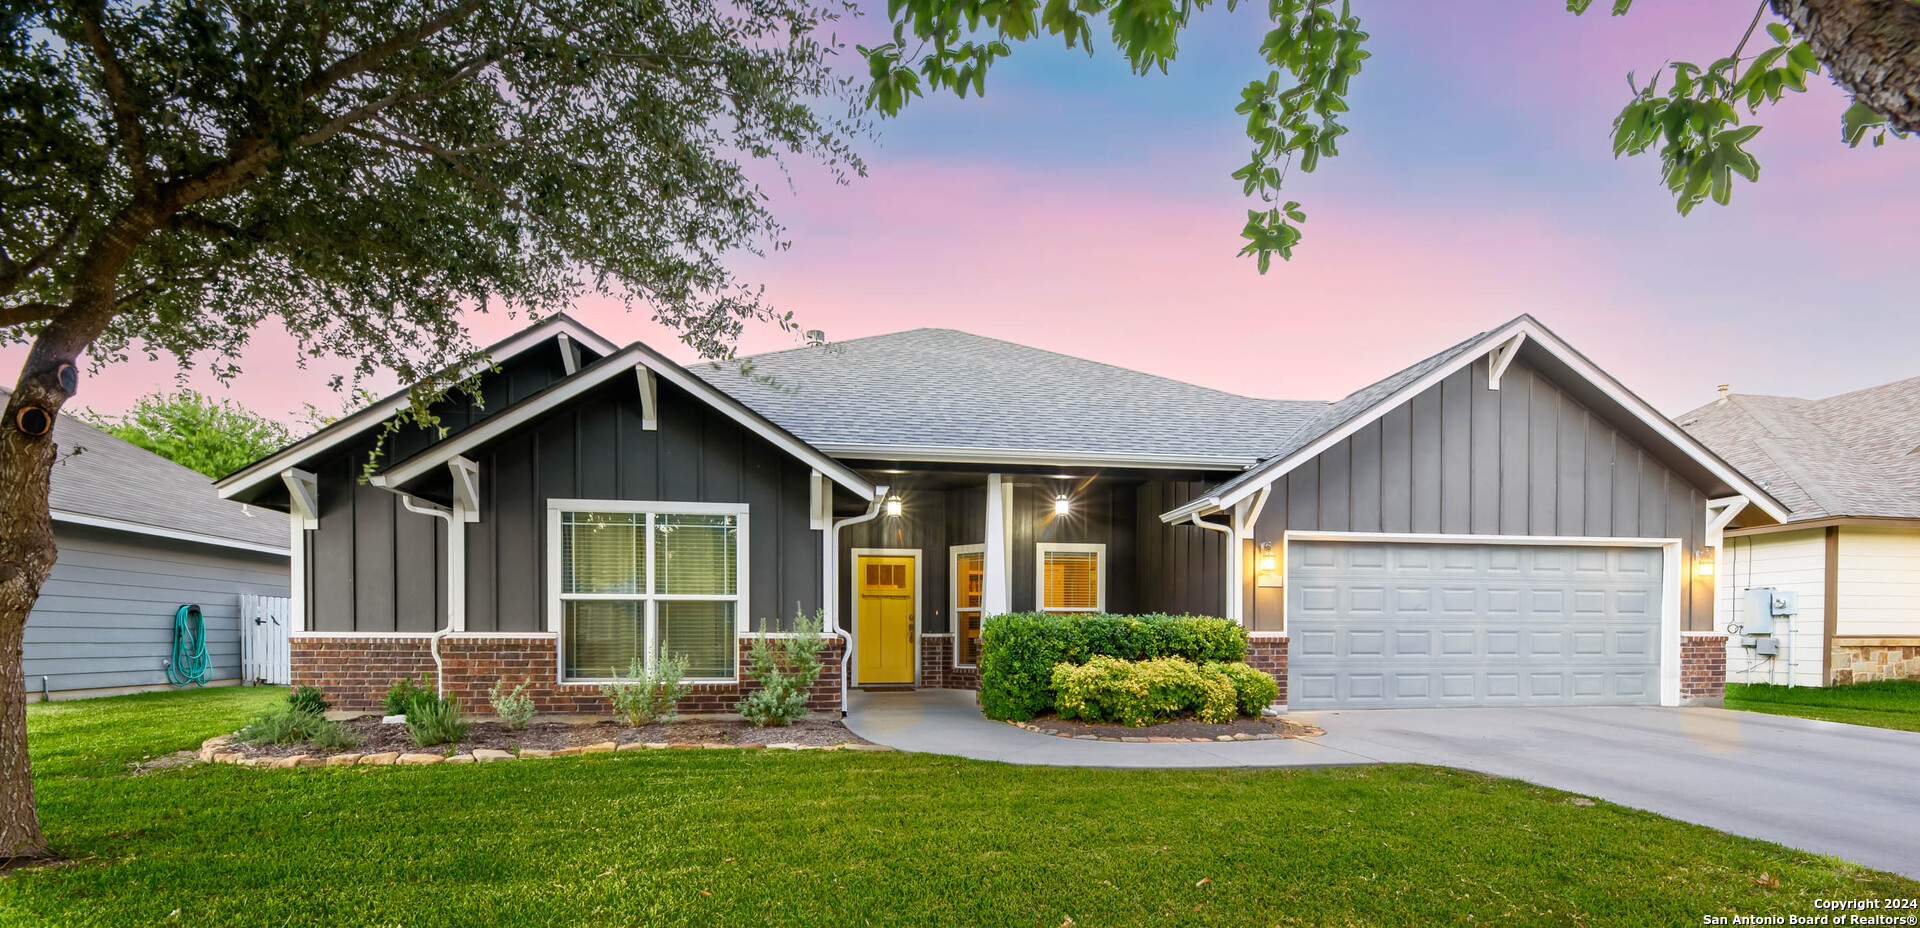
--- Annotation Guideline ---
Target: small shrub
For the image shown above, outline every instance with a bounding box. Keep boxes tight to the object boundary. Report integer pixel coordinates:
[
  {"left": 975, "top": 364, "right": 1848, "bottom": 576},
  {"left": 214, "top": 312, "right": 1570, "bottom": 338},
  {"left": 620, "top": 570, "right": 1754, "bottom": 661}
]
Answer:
[
  {"left": 236, "top": 705, "right": 357, "bottom": 748},
  {"left": 979, "top": 612, "right": 1248, "bottom": 720},
  {"left": 406, "top": 694, "right": 473, "bottom": 747},
  {"left": 738, "top": 607, "right": 827, "bottom": 727},
  {"left": 1204, "top": 661, "right": 1281, "bottom": 715},
  {"left": 310, "top": 720, "right": 361, "bottom": 751},
  {"left": 1051, "top": 656, "right": 1239, "bottom": 726},
  {"left": 287, "top": 685, "right": 330, "bottom": 714},
  {"left": 384, "top": 675, "right": 433, "bottom": 717},
  {"left": 488, "top": 679, "right": 537, "bottom": 730},
  {"left": 600, "top": 653, "right": 692, "bottom": 728}
]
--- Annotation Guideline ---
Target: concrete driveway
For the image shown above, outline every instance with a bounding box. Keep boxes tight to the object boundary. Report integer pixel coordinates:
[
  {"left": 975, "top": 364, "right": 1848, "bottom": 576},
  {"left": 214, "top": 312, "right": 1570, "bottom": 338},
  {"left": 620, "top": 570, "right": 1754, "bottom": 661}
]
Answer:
[{"left": 845, "top": 690, "right": 1920, "bottom": 879}]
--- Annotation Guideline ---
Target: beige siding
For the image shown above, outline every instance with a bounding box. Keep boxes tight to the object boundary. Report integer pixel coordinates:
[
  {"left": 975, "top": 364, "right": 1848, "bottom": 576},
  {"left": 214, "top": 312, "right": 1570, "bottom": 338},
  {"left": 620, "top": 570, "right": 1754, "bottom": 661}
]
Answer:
[
  {"left": 1835, "top": 526, "right": 1920, "bottom": 638},
  {"left": 1718, "top": 529, "right": 1827, "bottom": 687}
]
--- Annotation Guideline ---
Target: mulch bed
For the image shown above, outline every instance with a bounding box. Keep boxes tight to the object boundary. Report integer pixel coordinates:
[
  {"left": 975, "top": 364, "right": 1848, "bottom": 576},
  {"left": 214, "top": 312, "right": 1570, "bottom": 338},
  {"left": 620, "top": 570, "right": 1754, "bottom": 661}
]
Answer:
[
  {"left": 1014, "top": 713, "right": 1324, "bottom": 742},
  {"left": 235, "top": 716, "right": 867, "bottom": 760}
]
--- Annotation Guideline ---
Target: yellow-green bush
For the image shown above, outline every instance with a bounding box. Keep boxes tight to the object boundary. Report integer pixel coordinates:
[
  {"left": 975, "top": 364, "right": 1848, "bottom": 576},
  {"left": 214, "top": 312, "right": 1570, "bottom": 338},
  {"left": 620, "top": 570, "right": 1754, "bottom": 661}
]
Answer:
[
  {"left": 1205, "top": 661, "right": 1281, "bottom": 716},
  {"left": 1051, "top": 656, "right": 1258, "bottom": 726}
]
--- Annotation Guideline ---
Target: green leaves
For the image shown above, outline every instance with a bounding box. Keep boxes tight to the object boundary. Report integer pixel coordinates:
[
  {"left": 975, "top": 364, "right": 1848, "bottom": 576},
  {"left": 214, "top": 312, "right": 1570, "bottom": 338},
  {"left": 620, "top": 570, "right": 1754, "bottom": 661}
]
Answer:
[
  {"left": 1842, "top": 100, "right": 1907, "bottom": 148},
  {"left": 859, "top": 0, "right": 1369, "bottom": 270}
]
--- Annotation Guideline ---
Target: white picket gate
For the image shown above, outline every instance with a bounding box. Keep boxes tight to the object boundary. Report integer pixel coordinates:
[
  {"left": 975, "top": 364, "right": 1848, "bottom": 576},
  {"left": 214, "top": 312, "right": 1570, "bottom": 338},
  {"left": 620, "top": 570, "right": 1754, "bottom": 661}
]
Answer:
[{"left": 241, "top": 594, "right": 293, "bottom": 686}]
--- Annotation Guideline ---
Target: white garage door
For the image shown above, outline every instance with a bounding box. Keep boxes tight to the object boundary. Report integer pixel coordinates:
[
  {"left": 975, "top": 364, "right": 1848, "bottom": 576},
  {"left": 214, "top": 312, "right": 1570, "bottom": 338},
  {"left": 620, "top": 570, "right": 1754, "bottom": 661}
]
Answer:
[{"left": 1287, "top": 540, "right": 1664, "bottom": 709}]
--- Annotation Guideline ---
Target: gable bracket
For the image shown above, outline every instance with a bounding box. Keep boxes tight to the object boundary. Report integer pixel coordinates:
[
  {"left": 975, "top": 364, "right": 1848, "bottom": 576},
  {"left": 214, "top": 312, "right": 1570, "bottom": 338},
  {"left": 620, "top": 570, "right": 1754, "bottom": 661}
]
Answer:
[
  {"left": 449, "top": 456, "right": 481, "bottom": 523},
  {"left": 557, "top": 333, "right": 581, "bottom": 376},
  {"left": 280, "top": 467, "right": 319, "bottom": 528},
  {"left": 637, "top": 367, "right": 658, "bottom": 431},
  {"left": 1704, "top": 495, "right": 1748, "bottom": 548},
  {"left": 1486, "top": 332, "right": 1527, "bottom": 390}
]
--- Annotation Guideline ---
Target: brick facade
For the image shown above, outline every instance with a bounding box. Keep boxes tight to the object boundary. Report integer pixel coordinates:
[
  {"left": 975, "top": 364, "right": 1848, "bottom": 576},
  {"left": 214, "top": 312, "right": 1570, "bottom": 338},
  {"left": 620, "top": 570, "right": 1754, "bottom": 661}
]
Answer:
[
  {"left": 1829, "top": 638, "right": 1920, "bottom": 686},
  {"left": 291, "top": 634, "right": 845, "bottom": 715},
  {"left": 918, "top": 635, "right": 981, "bottom": 691},
  {"left": 1244, "top": 635, "right": 1288, "bottom": 707},
  {"left": 1680, "top": 634, "right": 1728, "bottom": 703}
]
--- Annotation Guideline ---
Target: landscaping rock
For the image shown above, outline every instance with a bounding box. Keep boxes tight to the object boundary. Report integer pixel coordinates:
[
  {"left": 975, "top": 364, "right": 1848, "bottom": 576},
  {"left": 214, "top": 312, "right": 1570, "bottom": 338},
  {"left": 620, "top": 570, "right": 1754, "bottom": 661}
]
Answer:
[
  {"left": 445, "top": 755, "right": 475, "bottom": 764},
  {"left": 1120, "top": 737, "right": 1148, "bottom": 743},
  {"left": 615, "top": 742, "right": 646, "bottom": 751},
  {"left": 582, "top": 742, "right": 617, "bottom": 753},
  {"left": 553, "top": 747, "right": 583, "bottom": 756},
  {"left": 327, "top": 754, "right": 364, "bottom": 766},
  {"left": 473, "top": 748, "right": 514, "bottom": 762},
  {"left": 237, "top": 757, "right": 261, "bottom": 767},
  {"left": 270, "top": 755, "right": 309, "bottom": 769},
  {"left": 737, "top": 743, "right": 766, "bottom": 750},
  {"left": 360, "top": 752, "right": 401, "bottom": 766},
  {"left": 381, "top": 714, "right": 407, "bottom": 724},
  {"left": 1148, "top": 737, "right": 1176, "bottom": 743},
  {"left": 1232, "top": 733, "right": 1255, "bottom": 741},
  {"left": 520, "top": 749, "right": 555, "bottom": 758},
  {"left": 398, "top": 753, "right": 444, "bottom": 765},
  {"left": 213, "top": 752, "right": 241, "bottom": 763},
  {"left": 644, "top": 742, "right": 670, "bottom": 749},
  {"left": 669, "top": 743, "right": 699, "bottom": 749},
  {"left": 767, "top": 743, "right": 799, "bottom": 750},
  {"left": 700, "top": 743, "right": 728, "bottom": 750},
  {"left": 1073, "top": 734, "right": 1098, "bottom": 741},
  {"left": 298, "top": 756, "right": 327, "bottom": 767},
  {"left": 1216, "top": 735, "right": 1235, "bottom": 742}
]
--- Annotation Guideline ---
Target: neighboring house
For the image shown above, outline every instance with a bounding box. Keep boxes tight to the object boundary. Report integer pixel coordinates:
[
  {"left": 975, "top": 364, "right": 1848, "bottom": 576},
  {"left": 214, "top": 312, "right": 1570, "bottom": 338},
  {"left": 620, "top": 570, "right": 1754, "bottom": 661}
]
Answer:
[
  {"left": 1679, "top": 378, "right": 1920, "bottom": 687},
  {"left": 217, "top": 313, "right": 1786, "bottom": 714},
  {"left": 8, "top": 387, "right": 291, "bottom": 701}
]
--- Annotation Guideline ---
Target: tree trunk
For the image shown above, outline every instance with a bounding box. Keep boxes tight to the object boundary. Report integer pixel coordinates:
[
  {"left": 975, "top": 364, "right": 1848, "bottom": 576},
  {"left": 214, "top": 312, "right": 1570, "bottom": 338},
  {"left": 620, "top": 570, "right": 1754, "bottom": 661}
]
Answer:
[{"left": 1774, "top": 0, "right": 1920, "bottom": 135}]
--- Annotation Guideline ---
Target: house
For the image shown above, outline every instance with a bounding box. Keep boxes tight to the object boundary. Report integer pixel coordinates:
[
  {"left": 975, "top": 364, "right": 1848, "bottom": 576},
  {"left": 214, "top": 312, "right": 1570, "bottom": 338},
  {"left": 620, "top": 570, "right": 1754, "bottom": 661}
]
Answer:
[
  {"left": 9, "top": 387, "right": 291, "bottom": 701},
  {"left": 1679, "top": 377, "right": 1920, "bottom": 686},
  {"left": 215, "top": 313, "right": 1787, "bottom": 714}
]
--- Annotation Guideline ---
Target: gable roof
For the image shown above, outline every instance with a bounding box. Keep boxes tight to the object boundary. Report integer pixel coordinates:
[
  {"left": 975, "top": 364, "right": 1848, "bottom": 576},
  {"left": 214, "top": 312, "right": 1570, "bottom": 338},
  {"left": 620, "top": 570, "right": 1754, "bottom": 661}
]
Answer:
[
  {"left": 372, "top": 340, "right": 878, "bottom": 500},
  {"left": 692, "top": 329, "right": 1327, "bottom": 469},
  {"left": 215, "top": 313, "right": 618, "bottom": 501},
  {"left": 1162, "top": 314, "right": 1791, "bottom": 524},
  {"left": 1678, "top": 376, "right": 1920, "bottom": 521},
  {"left": 2, "top": 387, "right": 288, "bottom": 554}
]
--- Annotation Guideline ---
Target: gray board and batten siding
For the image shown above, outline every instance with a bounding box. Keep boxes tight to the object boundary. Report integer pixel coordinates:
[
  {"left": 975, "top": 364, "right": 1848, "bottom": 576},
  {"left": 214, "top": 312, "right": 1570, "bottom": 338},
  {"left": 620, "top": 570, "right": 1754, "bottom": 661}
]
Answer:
[
  {"left": 1243, "top": 354, "right": 1714, "bottom": 633},
  {"left": 306, "top": 369, "right": 825, "bottom": 634},
  {"left": 25, "top": 524, "right": 290, "bottom": 697}
]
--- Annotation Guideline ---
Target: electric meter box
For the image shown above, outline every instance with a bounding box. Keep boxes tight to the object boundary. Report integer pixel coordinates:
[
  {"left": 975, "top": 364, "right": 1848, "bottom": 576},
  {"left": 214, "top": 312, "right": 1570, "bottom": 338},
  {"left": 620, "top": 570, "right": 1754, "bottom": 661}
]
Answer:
[
  {"left": 1754, "top": 637, "right": 1780, "bottom": 657},
  {"left": 1769, "top": 589, "right": 1799, "bottom": 616},
  {"left": 1743, "top": 588, "right": 1777, "bottom": 636}
]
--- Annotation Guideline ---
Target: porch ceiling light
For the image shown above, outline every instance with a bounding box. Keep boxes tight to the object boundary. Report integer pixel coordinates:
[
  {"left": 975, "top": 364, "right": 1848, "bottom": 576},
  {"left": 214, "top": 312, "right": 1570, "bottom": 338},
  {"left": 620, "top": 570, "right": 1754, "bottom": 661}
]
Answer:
[
  {"left": 885, "top": 496, "right": 903, "bottom": 517},
  {"left": 1053, "top": 495, "right": 1070, "bottom": 516},
  {"left": 1259, "top": 542, "right": 1277, "bottom": 573}
]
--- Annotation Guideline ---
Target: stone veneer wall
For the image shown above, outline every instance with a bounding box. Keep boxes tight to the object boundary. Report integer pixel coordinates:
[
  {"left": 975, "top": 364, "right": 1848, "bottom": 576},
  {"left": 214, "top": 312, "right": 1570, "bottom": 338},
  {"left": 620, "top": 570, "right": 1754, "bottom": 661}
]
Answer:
[
  {"left": 291, "top": 635, "right": 844, "bottom": 715},
  {"left": 1244, "top": 635, "right": 1288, "bottom": 707},
  {"left": 1829, "top": 638, "right": 1920, "bottom": 686},
  {"left": 1680, "top": 634, "right": 1728, "bottom": 702},
  {"left": 918, "top": 635, "right": 981, "bottom": 691}
]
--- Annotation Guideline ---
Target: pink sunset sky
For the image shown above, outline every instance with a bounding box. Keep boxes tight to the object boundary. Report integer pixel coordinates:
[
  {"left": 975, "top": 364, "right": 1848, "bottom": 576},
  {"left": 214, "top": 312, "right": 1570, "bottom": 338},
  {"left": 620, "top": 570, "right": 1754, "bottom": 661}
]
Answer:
[{"left": 11, "top": 0, "right": 1918, "bottom": 422}]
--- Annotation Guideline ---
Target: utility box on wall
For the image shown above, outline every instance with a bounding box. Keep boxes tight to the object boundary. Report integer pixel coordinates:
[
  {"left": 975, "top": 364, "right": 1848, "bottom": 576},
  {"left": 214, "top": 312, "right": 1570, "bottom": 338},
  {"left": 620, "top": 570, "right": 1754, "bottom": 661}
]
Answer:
[{"left": 1742, "top": 588, "right": 1778, "bottom": 636}]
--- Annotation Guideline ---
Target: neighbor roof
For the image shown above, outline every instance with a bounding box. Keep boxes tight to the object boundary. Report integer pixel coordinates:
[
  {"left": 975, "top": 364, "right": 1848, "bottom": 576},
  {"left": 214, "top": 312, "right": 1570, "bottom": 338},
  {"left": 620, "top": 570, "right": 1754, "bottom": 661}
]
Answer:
[
  {"left": 693, "top": 329, "right": 1327, "bottom": 469},
  {"left": 2, "top": 388, "right": 288, "bottom": 553},
  {"left": 1678, "top": 376, "right": 1920, "bottom": 521}
]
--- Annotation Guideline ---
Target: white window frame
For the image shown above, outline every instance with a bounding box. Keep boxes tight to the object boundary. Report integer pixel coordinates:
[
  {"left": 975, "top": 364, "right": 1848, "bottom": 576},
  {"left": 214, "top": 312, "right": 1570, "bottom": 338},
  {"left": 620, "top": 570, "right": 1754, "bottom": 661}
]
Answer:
[
  {"left": 546, "top": 499, "right": 750, "bottom": 684},
  {"left": 1035, "top": 542, "right": 1106, "bottom": 613},
  {"left": 951, "top": 543, "right": 986, "bottom": 668}
]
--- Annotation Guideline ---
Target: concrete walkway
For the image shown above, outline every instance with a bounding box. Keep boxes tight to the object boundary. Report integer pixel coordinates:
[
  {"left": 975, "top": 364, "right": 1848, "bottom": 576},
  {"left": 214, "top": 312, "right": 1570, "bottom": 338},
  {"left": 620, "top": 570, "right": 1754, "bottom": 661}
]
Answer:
[{"left": 844, "top": 689, "right": 1920, "bottom": 879}]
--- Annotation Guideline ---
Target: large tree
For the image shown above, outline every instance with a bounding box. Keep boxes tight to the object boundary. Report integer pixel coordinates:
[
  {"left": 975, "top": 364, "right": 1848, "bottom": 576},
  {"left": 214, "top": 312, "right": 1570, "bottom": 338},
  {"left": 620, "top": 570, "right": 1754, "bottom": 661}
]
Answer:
[
  {"left": 0, "top": 0, "right": 862, "bottom": 859},
  {"left": 859, "top": 0, "right": 1917, "bottom": 268},
  {"left": 79, "top": 389, "right": 296, "bottom": 477}
]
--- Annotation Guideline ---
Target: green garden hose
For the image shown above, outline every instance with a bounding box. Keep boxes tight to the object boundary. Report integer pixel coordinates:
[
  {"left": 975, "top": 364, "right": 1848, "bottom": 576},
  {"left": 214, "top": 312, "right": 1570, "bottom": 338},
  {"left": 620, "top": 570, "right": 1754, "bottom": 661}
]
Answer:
[{"left": 166, "top": 604, "right": 209, "bottom": 687}]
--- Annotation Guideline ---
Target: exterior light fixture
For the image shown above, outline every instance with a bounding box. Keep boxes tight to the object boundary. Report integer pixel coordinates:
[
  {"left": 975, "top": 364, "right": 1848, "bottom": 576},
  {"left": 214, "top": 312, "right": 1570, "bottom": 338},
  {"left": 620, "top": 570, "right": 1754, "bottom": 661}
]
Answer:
[
  {"left": 1053, "top": 495, "right": 1070, "bottom": 516},
  {"left": 885, "top": 496, "right": 903, "bottom": 517},
  {"left": 1695, "top": 547, "right": 1715, "bottom": 578},
  {"left": 1258, "top": 542, "right": 1277, "bottom": 573}
]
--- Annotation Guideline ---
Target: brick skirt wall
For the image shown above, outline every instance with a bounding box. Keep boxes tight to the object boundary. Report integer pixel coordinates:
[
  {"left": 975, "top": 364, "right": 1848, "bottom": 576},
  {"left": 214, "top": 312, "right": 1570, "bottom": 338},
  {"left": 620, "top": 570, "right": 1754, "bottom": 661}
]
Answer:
[
  {"left": 291, "top": 634, "right": 845, "bottom": 715},
  {"left": 1245, "top": 635, "right": 1288, "bottom": 707},
  {"left": 1681, "top": 634, "right": 1728, "bottom": 702},
  {"left": 1830, "top": 638, "right": 1920, "bottom": 686},
  {"left": 919, "top": 635, "right": 981, "bottom": 691}
]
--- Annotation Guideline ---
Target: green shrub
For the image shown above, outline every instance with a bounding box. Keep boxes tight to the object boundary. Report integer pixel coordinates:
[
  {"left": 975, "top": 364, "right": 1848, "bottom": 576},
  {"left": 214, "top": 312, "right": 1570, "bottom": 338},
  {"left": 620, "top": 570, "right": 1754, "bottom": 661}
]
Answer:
[
  {"left": 738, "top": 607, "right": 827, "bottom": 727},
  {"left": 236, "top": 705, "right": 357, "bottom": 749},
  {"left": 310, "top": 719, "right": 362, "bottom": 751},
  {"left": 487, "top": 679, "right": 537, "bottom": 730},
  {"left": 406, "top": 694, "right": 473, "bottom": 747},
  {"left": 287, "top": 685, "right": 330, "bottom": 715},
  {"left": 1204, "top": 661, "right": 1281, "bottom": 715},
  {"left": 1051, "top": 656, "right": 1239, "bottom": 726},
  {"left": 979, "top": 612, "right": 1248, "bottom": 720},
  {"left": 384, "top": 675, "right": 433, "bottom": 717},
  {"left": 601, "top": 654, "right": 692, "bottom": 728}
]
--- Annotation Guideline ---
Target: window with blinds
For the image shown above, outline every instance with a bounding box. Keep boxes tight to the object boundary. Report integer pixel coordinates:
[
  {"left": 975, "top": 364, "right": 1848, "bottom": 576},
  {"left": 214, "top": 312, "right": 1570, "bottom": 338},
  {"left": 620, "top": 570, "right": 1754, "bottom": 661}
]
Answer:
[
  {"left": 1039, "top": 544, "right": 1105, "bottom": 613},
  {"left": 952, "top": 547, "right": 984, "bottom": 667},
  {"left": 556, "top": 506, "right": 744, "bottom": 681}
]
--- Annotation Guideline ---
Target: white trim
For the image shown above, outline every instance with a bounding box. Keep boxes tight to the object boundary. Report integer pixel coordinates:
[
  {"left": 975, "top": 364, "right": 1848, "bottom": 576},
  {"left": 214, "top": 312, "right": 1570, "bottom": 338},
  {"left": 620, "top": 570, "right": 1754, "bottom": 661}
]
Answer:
[
  {"left": 372, "top": 344, "right": 876, "bottom": 499},
  {"left": 1486, "top": 332, "right": 1527, "bottom": 390},
  {"left": 637, "top": 367, "right": 658, "bottom": 431},
  {"left": 545, "top": 499, "right": 750, "bottom": 685},
  {"left": 50, "top": 510, "right": 290, "bottom": 555},
  {"left": 289, "top": 516, "right": 308, "bottom": 632},
  {"left": 1705, "top": 495, "right": 1748, "bottom": 548},
  {"left": 982, "top": 474, "right": 1010, "bottom": 616},
  {"left": 1036, "top": 542, "right": 1107, "bottom": 613},
  {"left": 813, "top": 443, "right": 1256, "bottom": 470},
  {"left": 1162, "top": 316, "right": 1790, "bottom": 524},
  {"left": 1280, "top": 530, "right": 1686, "bottom": 707},
  {"left": 950, "top": 543, "right": 986, "bottom": 668},
  {"left": 807, "top": 470, "right": 830, "bottom": 531},
  {"left": 216, "top": 315, "right": 618, "bottom": 499},
  {"left": 281, "top": 468, "right": 319, "bottom": 527},
  {"left": 557, "top": 332, "right": 581, "bottom": 375},
  {"left": 851, "top": 548, "right": 922, "bottom": 686}
]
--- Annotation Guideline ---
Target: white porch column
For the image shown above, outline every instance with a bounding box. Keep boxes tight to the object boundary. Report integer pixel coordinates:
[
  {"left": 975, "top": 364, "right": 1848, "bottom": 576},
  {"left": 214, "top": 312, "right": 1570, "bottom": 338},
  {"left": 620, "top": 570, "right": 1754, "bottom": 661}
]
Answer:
[{"left": 983, "top": 473, "right": 1011, "bottom": 615}]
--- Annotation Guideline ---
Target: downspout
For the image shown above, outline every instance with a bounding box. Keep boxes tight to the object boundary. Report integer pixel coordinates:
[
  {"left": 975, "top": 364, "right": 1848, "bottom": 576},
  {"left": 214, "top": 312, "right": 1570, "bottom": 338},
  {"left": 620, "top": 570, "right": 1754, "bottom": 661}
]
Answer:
[
  {"left": 395, "top": 493, "right": 459, "bottom": 699},
  {"left": 830, "top": 487, "right": 889, "bottom": 717},
  {"left": 1189, "top": 513, "right": 1235, "bottom": 621}
]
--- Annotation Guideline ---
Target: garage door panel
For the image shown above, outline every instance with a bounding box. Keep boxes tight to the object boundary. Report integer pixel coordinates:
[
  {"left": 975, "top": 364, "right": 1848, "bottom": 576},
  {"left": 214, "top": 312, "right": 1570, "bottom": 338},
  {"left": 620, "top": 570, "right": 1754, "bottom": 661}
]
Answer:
[{"left": 1289, "top": 540, "right": 1663, "bottom": 709}]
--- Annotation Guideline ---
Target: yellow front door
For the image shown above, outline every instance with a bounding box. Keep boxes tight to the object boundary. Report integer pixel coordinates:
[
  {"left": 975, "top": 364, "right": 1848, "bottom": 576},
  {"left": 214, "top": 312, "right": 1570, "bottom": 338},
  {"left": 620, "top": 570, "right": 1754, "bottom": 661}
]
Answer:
[{"left": 857, "top": 555, "right": 915, "bottom": 684}]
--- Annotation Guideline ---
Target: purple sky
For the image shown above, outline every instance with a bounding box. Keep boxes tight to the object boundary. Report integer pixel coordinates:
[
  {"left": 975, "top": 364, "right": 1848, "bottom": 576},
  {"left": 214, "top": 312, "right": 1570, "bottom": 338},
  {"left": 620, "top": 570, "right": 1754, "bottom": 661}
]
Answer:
[{"left": 14, "top": 0, "right": 1918, "bottom": 423}]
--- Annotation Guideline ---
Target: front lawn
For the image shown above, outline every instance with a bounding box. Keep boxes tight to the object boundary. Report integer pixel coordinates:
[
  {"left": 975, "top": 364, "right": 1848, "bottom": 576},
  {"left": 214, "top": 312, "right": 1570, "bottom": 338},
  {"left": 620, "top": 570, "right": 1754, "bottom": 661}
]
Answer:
[
  {"left": 1727, "top": 679, "right": 1920, "bottom": 732},
  {"left": 5, "top": 689, "right": 1914, "bottom": 927}
]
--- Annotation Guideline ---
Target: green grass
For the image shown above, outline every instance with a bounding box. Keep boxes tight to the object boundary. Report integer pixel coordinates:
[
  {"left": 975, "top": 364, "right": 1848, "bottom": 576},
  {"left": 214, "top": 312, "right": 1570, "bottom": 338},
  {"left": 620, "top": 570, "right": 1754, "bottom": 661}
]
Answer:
[
  {"left": 1727, "top": 680, "right": 1920, "bottom": 732},
  {"left": 5, "top": 688, "right": 1914, "bottom": 927}
]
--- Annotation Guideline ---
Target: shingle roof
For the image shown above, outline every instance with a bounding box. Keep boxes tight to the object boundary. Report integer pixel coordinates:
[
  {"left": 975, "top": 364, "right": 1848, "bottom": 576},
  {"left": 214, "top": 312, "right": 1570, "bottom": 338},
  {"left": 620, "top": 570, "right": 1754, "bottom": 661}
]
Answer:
[
  {"left": 3, "top": 387, "right": 288, "bottom": 550},
  {"left": 1678, "top": 376, "right": 1920, "bottom": 521},
  {"left": 692, "top": 329, "right": 1327, "bottom": 465}
]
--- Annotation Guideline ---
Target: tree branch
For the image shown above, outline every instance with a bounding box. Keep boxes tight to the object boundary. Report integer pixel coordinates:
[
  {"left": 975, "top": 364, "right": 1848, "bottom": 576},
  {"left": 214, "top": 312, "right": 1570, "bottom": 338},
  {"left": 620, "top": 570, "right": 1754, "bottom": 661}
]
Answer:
[
  {"left": 296, "top": 0, "right": 486, "bottom": 104},
  {"left": 0, "top": 302, "right": 66, "bottom": 329},
  {"left": 0, "top": 206, "right": 89, "bottom": 298},
  {"left": 74, "top": 0, "right": 153, "bottom": 199}
]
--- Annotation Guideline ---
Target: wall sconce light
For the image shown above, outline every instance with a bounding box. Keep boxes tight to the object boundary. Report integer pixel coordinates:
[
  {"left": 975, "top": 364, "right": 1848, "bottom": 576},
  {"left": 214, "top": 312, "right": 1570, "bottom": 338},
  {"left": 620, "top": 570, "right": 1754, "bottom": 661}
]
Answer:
[
  {"left": 885, "top": 496, "right": 903, "bottom": 517},
  {"left": 1258, "top": 542, "right": 1277, "bottom": 573},
  {"left": 1053, "top": 495, "right": 1070, "bottom": 516},
  {"left": 1695, "top": 547, "right": 1715, "bottom": 578}
]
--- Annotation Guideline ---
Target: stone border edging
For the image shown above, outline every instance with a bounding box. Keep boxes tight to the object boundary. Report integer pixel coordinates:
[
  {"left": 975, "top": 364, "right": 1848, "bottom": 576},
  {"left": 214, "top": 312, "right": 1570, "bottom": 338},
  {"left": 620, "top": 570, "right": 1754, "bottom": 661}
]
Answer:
[
  {"left": 1003, "top": 720, "right": 1320, "bottom": 743},
  {"left": 196, "top": 734, "right": 893, "bottom": 768}
]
